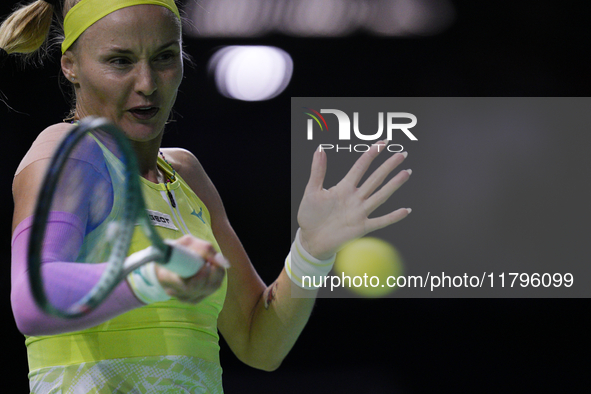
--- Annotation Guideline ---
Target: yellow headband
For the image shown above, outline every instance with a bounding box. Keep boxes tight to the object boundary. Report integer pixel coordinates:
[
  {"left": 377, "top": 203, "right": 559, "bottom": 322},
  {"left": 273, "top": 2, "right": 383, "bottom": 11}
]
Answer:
[{"left": 62, "top": 0, "right": 181, "bottom": 53}]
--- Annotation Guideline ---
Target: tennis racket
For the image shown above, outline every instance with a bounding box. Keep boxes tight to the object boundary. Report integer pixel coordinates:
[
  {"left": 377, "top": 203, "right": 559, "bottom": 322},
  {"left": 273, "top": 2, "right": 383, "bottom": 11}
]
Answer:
[{"left": 28, "top": 117, "right": 205, "bottom": 318}]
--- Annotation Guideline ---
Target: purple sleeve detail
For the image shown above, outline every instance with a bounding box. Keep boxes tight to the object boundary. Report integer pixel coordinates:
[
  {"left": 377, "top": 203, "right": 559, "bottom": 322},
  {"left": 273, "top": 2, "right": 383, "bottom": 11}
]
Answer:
[{"left": 11, "top": 213, "right": 143, "bottom": 336}]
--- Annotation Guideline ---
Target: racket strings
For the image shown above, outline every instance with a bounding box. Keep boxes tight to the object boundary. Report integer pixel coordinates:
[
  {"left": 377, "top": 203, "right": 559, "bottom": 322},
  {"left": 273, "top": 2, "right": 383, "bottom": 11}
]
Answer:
[{"left": 38, "top": 126, "right": 132, "bottom": 315}]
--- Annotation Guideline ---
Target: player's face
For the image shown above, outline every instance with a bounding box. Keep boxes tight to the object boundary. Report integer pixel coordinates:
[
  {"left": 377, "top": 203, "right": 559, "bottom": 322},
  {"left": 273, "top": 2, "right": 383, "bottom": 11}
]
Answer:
[{"left": 63, "top": 5, "right": 183, "bottom": 142}]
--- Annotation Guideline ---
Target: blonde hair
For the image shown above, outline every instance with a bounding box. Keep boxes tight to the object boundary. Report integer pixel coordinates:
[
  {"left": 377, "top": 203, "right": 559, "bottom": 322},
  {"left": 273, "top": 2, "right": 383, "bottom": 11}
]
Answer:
[
  {"left": 0, "top": 1, "right": 53, "bottom": 59},
  {"left": 0, "top": 0, "right": 82, "bottom": 62},
  {"left": 1, "top": 0, "right": 186, "bottom": 61}
]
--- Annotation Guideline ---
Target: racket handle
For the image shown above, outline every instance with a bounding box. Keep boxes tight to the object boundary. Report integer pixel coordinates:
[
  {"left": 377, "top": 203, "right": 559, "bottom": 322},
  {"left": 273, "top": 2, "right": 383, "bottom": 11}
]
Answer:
[
  {"left": 125, "top": 243, "right": 205, "bottom": 305},
  {"left": 164, "top": 240, "right": 205, "bottom": 278}
]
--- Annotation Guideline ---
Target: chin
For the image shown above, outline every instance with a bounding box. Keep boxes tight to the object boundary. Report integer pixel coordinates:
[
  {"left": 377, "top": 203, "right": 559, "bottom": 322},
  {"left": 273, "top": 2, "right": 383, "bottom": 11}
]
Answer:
[{"left": 121, "top": 120, "right": 165, "bottom": 142}]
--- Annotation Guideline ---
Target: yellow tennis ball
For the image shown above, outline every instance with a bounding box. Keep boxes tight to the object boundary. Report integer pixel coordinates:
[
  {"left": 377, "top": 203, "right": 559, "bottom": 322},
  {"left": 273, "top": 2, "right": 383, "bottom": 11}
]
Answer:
[{"left": 333, "top": 237, "right": 404, "bottom": 297}]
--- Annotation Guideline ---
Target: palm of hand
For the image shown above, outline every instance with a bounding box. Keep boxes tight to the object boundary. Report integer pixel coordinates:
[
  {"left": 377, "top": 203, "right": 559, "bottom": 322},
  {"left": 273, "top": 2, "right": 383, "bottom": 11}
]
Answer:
[{"left": 298, "top": 142, "right": 411, "bottom": 260}]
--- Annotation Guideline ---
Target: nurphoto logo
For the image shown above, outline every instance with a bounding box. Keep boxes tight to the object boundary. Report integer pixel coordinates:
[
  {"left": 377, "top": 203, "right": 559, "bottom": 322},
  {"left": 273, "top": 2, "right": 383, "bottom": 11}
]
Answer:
[{"left": 303, "top": 108, "right": 417, "bottom": 153}]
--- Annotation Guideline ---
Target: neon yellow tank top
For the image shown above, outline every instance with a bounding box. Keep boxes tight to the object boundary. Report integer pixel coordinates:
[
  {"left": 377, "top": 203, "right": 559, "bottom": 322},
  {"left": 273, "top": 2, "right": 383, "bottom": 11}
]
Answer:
[{"left": 25, "top": 141, "right": 227, "bottom": 393}]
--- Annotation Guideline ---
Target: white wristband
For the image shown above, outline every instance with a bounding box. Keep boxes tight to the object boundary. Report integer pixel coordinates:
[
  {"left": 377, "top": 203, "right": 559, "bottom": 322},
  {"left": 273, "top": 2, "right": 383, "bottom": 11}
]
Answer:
[
  {"left": 285, "top": 228, "right": 336, "bottom": 290},
  {"left": 127, "top": 262, "right": 171, "bottom": 304}
]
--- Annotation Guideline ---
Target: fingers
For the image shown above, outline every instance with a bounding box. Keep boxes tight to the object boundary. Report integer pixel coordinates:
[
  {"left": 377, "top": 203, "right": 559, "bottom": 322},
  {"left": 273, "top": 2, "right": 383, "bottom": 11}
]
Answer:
[
  {"left": 342, "top": 140, "right": 389, "bottom": 187},
  {"left": 160, "top": 260, "right": 226, "bottom": 303},
  {"left": 364, "top": 168, "right": 412, "bottom": 214},
  {"left": 365, "top": 207, "right": 412, "bottom": 234},
  {"left": 173, "top": 234, "right": 229, "bottom": 269},
  {"left": 174, "top": 234, "right": 216, "bottom": 260},
  {"left": 305, "top": 147, "right": 327, "bottom": 192},
  {"left": 174, "top": 261, "right": 226, "bottom": 303},
  {"left": 359, "top": 151, "right": 407, "bottom": 199},
  {"left": 158, "top": 235, "right": 228, "bottom": 303}
]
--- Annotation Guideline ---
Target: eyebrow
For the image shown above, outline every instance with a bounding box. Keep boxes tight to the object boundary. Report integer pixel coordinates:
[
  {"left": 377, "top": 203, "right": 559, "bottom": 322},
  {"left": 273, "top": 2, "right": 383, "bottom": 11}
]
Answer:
[{"left": 105, "top": 39, "right": 181, "bottom": 54}]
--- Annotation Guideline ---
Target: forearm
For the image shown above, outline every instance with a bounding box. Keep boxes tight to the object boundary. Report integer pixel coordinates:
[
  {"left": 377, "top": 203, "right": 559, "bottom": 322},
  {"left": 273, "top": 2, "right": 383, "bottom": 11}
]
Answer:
[
  {"left": 242, "top": 230, "right": 333, "bottom": 370},
  {"left": 11, "top": 214, "right": 143, "bottom": 336},
  {"left": 246, "top": 268, "right": 317, "bottom": 371},
  {"left": 12, "top": 263, "right": 142, "bottom": 336}
]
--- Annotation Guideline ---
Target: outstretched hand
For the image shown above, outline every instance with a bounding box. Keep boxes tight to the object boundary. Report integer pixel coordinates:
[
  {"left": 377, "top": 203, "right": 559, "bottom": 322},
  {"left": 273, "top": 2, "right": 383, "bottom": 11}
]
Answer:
[{"left": 297, "top": 141, "right": 411, "bottom": 260}]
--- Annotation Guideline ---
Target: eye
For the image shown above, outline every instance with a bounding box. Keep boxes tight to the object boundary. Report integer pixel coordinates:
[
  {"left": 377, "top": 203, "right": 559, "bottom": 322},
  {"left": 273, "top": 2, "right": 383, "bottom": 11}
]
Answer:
[
  {"left": 155, "top": 51, "right": 176, "bottom": 62},
  {"left": 109, "top": 57, "right": 132, "bottom": 66}
]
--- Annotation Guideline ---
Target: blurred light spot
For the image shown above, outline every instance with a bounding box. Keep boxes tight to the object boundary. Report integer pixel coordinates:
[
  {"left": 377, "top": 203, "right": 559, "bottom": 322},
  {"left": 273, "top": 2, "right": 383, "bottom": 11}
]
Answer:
[
  {"left": 185, "top": 0, "right": 275, "bottom": 37},
  {"left": 209, "top": 46, "right": 294, "bottom": 101},
  {"left": 364, "top": 0, "right": 456, "bottom": 36},
  {"left": 184, "top": 0, "right": 455, "bottom": 38},
  {"left": 278, "top": 0, "right": 359, "bottom": 37}
]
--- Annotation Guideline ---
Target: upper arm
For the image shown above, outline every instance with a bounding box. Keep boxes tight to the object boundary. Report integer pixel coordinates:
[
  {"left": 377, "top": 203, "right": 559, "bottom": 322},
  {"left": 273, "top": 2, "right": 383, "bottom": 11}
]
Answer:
[
  {"left": 165, "top": 148, "right": 267, "bottom": 360},
  {"left": 12, "top": 123, "right": 112, "bottom": 234},
  {"left": 12, "top": 123, "right": 75, "bottom": 233}
]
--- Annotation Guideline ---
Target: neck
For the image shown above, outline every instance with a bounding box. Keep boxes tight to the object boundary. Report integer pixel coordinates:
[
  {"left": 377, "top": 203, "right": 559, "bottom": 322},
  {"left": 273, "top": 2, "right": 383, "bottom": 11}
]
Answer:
[{"left": 130, "top": 134, "right": 164, "bottom": 183}]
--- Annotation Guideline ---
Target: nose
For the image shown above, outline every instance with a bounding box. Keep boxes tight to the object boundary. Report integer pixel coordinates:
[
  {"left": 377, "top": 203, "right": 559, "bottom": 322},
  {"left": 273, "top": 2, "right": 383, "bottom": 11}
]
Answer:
[{"left": 134, "top": 62, "right": 157, "bottom": 97}]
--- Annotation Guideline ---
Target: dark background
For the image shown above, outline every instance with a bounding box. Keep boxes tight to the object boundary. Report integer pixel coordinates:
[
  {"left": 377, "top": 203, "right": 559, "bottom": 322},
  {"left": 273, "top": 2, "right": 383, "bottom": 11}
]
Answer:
[{"left": 1, "top": 0, "right": 589, "bottom": 393}]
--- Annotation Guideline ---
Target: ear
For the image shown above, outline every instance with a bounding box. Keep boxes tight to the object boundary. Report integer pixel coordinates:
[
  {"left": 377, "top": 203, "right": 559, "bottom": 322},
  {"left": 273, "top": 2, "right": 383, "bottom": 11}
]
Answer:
[{"left": 61, "top": 51, "right": 78, "bottom": 83}]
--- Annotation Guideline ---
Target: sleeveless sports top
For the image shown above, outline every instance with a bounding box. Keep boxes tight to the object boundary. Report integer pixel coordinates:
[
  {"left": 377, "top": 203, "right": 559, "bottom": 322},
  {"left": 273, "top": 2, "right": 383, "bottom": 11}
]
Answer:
[{"left": 25, "top": 134, "right": 227, "bottom": 393}]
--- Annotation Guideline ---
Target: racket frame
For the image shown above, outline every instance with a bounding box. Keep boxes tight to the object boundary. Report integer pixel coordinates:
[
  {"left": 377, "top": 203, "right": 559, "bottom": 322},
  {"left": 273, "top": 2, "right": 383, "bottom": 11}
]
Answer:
[{"left": 28, "top": 117, "right": 172, "bottom": 318}]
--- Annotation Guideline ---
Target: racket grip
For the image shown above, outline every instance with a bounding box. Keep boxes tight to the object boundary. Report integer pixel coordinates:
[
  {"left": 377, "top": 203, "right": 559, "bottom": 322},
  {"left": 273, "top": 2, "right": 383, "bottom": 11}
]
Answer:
[{"left": 164, "top": 240, "right": 206, "bottom": 278}]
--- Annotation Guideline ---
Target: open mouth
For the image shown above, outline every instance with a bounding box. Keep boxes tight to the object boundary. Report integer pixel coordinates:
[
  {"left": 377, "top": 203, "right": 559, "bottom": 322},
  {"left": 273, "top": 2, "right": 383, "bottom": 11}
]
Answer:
[{"left": 129, "top": 107, "right": 159, "bottom": 120}]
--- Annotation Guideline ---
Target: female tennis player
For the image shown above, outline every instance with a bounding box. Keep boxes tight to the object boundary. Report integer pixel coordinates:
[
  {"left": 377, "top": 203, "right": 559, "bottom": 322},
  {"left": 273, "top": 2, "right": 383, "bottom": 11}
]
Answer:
[{"left": 3, "top": 0, "right": 411, "bottom": 392}]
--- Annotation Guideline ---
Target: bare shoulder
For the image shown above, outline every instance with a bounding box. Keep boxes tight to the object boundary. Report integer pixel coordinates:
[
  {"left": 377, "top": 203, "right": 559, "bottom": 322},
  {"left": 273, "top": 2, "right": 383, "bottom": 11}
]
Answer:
[
  {"left": 161, "top": 148, "right": 226, "bottom": 220},
  {"left": 15, "top": 123, "right": 76, "bottom": 177},
  {"left": 32, "top": 122, "right": 75, "bottom": 147},
  {"left": 12, "top": 123, "right": 77, "bottom": 231},
  {"left": 160, "top": 147, "right": 207, "bottom": 188}
]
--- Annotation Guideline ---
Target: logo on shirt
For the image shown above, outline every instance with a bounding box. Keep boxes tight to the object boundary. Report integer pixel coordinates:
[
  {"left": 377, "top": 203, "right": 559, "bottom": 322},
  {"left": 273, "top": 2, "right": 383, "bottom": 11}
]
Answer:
[
  {"left": 191, "top": 207, "right": 206, "bottom": 224},
  {"left": 146, "top": 209, "right": 179, "bottom": 231}
]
